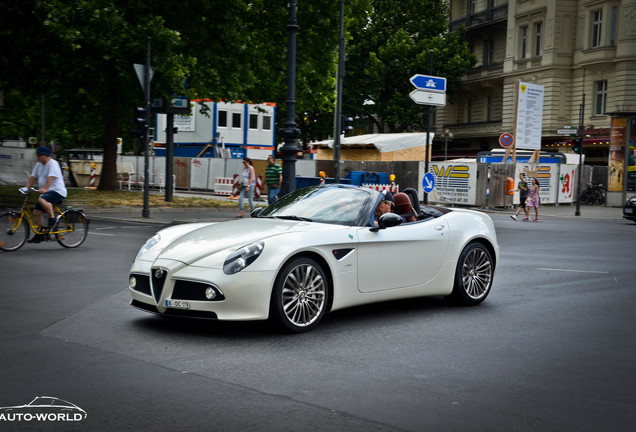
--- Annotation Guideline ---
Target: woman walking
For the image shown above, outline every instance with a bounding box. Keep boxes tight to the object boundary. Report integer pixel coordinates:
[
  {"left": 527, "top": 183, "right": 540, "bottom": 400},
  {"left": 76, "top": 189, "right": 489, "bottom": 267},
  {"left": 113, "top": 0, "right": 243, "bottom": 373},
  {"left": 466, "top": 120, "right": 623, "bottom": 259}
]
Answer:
[
  {"left": 237, "top": 157, "right": 256, "bottom": 218},
  {"left": 525, "top": 177, "right": 540, "bottom": 221}
]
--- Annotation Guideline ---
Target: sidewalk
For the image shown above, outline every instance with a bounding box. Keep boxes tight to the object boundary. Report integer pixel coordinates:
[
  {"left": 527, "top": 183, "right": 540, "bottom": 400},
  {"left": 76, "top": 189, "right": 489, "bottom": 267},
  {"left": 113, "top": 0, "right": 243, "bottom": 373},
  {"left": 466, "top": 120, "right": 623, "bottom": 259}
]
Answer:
[{"left": 87, "top": 190, "right": 624, "bottom": 225}]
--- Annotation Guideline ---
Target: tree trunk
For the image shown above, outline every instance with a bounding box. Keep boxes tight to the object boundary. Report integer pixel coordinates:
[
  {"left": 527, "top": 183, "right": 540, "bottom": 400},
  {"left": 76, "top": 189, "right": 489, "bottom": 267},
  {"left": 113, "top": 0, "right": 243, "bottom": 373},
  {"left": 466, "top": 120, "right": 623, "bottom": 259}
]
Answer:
[{"left": 98, "top": 76, "right": 122, "bottom": 191}]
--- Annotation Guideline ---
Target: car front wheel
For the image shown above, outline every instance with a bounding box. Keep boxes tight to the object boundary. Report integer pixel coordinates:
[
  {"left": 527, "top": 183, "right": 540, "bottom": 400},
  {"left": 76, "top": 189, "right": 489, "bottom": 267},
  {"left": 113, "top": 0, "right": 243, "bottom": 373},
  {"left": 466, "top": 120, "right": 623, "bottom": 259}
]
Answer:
[
  {"left": 270, "top": 257, "right": 329, "bottom": 333},
  {"left": 447, "top": 242, "right": 494, "bottom": 305}
]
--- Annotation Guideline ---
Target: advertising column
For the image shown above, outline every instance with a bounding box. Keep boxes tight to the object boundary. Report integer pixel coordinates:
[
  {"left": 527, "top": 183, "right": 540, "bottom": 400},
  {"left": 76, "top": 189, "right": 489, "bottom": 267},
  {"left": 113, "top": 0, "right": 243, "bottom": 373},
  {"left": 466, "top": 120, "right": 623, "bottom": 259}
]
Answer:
[{"left": 608, "top": 118, "right": 626, "bottom": 198}]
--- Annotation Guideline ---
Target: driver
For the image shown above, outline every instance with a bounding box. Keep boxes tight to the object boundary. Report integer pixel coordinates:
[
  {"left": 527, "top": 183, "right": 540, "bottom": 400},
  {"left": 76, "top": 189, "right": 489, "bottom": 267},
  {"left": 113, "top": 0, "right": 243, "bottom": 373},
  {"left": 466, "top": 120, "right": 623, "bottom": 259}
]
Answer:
[{"left": 374, "top": 190, "right": 394, "bottom": 224}]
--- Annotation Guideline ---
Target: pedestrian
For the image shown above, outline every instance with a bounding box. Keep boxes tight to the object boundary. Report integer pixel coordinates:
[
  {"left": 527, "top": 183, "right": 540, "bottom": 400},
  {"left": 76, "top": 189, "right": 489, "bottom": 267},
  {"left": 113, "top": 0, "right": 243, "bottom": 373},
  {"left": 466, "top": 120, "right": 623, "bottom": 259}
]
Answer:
[
  {"left": 237, "top": 157, "right": 256, "bottom": 218},
  {"left": 510, "top": 172, "right": 529, "bottom": 220},
  {"left": 265, "top": 154, "right": 282, "bottom": 205},
  {"left": 20, "top": 146, "right": 67, "bottom": 242},
  {"left": 525, "top": 177, "right": 540, "bottom": 221}
]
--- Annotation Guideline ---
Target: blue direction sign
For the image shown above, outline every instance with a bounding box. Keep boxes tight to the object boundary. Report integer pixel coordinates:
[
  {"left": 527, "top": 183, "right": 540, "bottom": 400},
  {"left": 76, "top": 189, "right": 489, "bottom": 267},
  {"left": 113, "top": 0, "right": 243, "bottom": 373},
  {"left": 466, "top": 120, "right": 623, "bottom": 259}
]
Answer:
[
  {"left": 410, "top": 74, "right": 447, "bottom": 92},
  {"left": 422, "top": 172, "right": 436, "bottom": 193}
]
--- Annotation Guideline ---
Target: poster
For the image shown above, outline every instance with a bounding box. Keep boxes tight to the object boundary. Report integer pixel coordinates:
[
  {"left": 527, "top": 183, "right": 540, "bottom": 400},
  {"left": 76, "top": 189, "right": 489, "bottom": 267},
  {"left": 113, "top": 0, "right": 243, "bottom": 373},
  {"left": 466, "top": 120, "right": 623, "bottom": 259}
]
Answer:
[
  {"left": 608, "top": 117, "right": 626, "bottom": 192},
  {"left": 515, "top": 82, "right": 545, "bottom": 150}
]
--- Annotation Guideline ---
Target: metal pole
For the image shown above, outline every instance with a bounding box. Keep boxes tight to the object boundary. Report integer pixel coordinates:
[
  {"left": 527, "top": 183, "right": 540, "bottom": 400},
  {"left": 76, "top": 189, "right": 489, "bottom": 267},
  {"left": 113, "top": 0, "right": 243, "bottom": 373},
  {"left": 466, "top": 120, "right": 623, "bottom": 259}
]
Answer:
[
  {"left": 279, "top": 0, "right": 300, "bottom": 197},
  {"left": 41, "top": 95, "right": 46, "bottom": 143},
  {"left": 165, "top": 113, "right": 174, "bottom": 202},
  {"left": 575, "top": 93, "right": 585, "bottom": 216},
  {"left": 424, "top": 49, "right": 433, "bottom": 204},
  {"left": 333, "top": 0, "right": 345, "bottom": 184},
  {"left": 142, "top": 37, "right": 151, "bottom": 218}
]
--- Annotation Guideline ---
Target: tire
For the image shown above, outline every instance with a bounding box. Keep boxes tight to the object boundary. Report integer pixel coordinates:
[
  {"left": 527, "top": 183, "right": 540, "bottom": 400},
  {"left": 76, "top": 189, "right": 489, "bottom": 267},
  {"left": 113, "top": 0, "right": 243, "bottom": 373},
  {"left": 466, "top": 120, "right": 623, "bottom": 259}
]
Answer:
[
  {"left": 269, "top": 257, "right": 329, "bottom": 333},
  {"left": 0, "top": 212, "right": 28, "bottom": 252},
  {"left": 55, "top": 210, "right": 89, "bottom": 248},
  {"left": 447, "top": 242, "right": 494, "bottom": 306}
]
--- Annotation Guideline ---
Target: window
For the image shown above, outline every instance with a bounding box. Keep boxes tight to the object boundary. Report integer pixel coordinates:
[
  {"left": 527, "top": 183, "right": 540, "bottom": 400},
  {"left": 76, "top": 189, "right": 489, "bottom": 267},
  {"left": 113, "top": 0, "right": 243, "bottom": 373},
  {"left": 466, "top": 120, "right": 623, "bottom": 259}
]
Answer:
[
  {"left": 592, "top": 10, "right": 602, "bottom": 48},
  {"left": 520, "top": 26, "right": 528, "bottom": 59},
  {"left": 484, "top": 39, "right": 494, "bottom": 65},
  {"left": 232, "top": 112, "right": 242, "bottom": 128},
  {"left": 263, "top": 116, "right": 272, "bottom": 130},
  {"left": 468, "top": 0, "right": 476, "bottom": 15},
  {"left": 610, "top": 7, "right": 617, "bottom": 45},
  {"left": 218, "top": 110, "right": 227, "bottom": 127},
  {"left": 594, "top": 80, "right": 607, "bottom": 115},
  {"left": 249, "top": 114, "right": 258, "bottom": 129},
  {"left": 534, "top": 22, "right": 543, "bottom": 56},
  {"left": 486, "top": 96, "right": 493, "bottom": 121}
]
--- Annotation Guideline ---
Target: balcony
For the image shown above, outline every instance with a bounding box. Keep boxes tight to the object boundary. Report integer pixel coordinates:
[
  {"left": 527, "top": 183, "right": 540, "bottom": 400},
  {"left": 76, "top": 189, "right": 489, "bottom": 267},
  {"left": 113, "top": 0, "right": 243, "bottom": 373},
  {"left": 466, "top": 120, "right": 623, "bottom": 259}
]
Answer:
[{"left": 450, "top": 4, "right": 508, "bottom": 32}]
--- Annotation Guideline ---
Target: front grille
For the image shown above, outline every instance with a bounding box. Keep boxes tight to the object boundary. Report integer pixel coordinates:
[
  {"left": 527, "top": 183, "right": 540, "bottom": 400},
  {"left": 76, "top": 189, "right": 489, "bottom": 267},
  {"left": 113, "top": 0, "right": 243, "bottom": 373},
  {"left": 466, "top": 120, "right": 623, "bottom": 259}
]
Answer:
[
  {"left": 172, "top": 279, "right": 225, "bottom": 301},
  {"left": 151, "top": 267, "right": 168, "bottom": 303},
  {"left": 131, "top": 274, "right": 151, "bottom": 296}
]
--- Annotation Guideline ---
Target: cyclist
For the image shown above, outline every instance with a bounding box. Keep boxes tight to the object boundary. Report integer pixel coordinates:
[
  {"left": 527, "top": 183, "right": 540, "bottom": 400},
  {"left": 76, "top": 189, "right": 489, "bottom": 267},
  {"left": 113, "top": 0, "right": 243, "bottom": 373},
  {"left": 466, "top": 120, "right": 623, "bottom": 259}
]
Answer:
[{"left": 20, "top": 146, "right": 67, "bottom": 243}]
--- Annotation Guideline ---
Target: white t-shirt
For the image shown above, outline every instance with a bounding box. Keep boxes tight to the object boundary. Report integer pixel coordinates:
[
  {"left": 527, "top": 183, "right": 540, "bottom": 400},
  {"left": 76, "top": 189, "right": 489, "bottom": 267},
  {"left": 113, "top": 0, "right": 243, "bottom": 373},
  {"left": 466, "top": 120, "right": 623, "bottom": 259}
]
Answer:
[{"left": 31, "top": 159, "right": 68, "bottom": 198}]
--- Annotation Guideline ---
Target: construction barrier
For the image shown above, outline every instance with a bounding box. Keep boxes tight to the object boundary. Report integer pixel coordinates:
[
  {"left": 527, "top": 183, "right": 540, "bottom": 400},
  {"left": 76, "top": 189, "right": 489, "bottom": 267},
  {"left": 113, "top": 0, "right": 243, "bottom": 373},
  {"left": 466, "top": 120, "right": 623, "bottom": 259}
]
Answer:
[
  {"left": 231, "top": 175, "right": 263, "bottom": 199},
  {"left": 363, "top": 183, "right": 399, "bottom": 193},
  {"left": 213, "top": 177, "right": 234, "bottom": 196}
]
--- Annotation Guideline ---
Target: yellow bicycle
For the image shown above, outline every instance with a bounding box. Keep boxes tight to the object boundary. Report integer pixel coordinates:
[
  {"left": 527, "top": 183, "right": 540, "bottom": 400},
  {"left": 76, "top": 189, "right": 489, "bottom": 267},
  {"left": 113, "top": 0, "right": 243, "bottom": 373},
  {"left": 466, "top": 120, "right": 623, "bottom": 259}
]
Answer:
[{"left": 0, "top": 189, "right": 89, "bottom": 251}]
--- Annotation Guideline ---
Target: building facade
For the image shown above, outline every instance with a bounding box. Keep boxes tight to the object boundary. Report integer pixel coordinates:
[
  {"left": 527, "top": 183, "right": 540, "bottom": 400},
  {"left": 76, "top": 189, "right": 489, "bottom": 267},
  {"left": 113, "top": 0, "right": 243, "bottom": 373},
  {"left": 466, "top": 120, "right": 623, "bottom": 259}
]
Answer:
[{"left": 437, "top": 0, "right": 636, "bottom": 166}]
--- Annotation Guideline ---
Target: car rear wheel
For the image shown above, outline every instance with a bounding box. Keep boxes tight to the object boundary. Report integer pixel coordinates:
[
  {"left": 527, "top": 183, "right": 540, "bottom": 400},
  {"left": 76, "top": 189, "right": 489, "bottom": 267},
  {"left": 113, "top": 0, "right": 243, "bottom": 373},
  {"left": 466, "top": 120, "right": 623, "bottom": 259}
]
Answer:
[
  {"left": 447, "top": 242, "right": 493, "bottom": 305},
  {"left": 270, "top": 257, "right": 329, "bottom": 333}
]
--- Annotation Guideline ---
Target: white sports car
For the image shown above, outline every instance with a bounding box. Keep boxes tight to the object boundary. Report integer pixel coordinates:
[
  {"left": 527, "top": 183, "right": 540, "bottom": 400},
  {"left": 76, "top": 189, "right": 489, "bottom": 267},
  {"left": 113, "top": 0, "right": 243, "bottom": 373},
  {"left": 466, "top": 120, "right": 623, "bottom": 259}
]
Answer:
[{"left": 129, "top": 184, "right": 498, "bottom": 332}]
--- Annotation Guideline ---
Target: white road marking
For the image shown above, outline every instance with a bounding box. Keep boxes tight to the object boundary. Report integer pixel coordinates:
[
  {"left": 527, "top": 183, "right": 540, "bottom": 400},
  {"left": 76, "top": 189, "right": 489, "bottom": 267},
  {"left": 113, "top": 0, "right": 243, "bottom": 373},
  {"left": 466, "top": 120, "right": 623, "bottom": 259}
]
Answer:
[{"left": 537, "top": 268, "right": 609, "bottom": 274}]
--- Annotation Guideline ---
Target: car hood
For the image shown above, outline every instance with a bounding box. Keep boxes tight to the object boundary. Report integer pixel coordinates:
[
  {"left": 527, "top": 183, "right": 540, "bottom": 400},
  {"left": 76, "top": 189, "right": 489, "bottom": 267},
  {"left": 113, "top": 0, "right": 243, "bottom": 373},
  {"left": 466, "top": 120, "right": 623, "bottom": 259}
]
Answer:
[{"left": 156, "top": 218, "right": 337, "bottom": 265}]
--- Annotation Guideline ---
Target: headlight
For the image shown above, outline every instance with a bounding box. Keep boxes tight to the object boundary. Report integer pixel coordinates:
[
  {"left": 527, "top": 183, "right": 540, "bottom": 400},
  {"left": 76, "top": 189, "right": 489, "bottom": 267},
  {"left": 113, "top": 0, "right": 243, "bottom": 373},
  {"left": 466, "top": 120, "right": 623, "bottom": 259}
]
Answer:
[
  {"left": 223, "top": 241, "right": 265, "bottom": 275},
  {"left": 135, "top": 233, "right": 161, "bottom": 261}
]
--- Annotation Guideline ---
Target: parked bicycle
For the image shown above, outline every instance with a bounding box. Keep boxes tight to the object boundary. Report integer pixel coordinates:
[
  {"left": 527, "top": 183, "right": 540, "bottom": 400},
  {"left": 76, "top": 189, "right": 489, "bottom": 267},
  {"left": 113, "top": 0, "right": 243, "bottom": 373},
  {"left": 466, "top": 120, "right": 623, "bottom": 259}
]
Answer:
[
  {"left": 0, "top": 188, "right": 89, "bottom": 251},
  {"left": 579, "top": 182, "right": 607, "bottom": 205}
]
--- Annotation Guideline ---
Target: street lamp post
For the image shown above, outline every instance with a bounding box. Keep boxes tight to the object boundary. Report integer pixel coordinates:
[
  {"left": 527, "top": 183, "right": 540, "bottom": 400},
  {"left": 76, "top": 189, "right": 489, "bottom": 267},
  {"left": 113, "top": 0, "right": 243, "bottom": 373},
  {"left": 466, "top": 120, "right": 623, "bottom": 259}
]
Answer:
[
  {"left": 278, "top": 0, "right": 301, "bottom": 197},
  {"left": 441, "top": 128, "right": 453, "bottom": 161}
]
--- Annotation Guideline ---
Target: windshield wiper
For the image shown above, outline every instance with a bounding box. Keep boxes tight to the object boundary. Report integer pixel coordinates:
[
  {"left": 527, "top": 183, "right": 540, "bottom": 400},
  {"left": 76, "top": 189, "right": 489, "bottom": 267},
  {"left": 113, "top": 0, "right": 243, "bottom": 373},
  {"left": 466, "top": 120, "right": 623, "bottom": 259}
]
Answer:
[{"left": 273, "top": 215, "right": 313, "bottom": 222}]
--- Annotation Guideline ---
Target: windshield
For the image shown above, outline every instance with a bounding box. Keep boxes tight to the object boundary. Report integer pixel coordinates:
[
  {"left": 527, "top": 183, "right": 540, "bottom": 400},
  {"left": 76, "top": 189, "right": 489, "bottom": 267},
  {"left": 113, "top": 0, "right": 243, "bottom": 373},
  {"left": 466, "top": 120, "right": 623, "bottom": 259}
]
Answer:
[{"left": 259, "top": 185, "right": 375, "bottom": 226}]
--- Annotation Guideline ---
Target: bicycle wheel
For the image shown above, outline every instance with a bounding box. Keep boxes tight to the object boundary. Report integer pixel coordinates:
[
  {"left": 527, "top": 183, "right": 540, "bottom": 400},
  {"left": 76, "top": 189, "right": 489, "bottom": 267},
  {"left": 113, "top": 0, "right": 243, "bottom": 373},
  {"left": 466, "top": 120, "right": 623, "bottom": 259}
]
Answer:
[
  {"left": 55, "top": 210, "right": 89, "bottom": 248},
  {"left": 0, "top": 212, "right": 28, "bottom": 251}
]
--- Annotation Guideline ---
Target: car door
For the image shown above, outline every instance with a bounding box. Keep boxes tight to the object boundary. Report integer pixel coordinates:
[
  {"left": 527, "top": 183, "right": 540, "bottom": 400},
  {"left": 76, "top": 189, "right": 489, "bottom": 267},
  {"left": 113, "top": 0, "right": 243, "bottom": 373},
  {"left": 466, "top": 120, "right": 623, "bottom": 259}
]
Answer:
[{"left": 355, "top": 219, "right": 450, "bottom": 293}]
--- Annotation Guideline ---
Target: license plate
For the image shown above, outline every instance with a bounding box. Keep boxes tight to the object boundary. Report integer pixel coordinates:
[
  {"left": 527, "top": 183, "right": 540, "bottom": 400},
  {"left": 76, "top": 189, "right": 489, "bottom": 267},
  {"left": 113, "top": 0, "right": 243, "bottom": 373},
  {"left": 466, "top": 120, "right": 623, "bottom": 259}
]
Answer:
[
  {"left": 625, "top": 208, "right": 633, "bottom": 214},
  {"left": 165, "top": 299, "right": 190, "bottom": 309}
]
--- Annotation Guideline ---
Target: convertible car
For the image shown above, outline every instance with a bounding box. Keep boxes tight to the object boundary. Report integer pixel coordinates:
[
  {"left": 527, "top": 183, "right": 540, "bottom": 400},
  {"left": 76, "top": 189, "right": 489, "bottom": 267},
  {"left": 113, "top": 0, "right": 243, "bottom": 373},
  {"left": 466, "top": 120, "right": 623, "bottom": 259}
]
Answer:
[{"left": 129, "top": 184, "right": 498, "bottom": 332}]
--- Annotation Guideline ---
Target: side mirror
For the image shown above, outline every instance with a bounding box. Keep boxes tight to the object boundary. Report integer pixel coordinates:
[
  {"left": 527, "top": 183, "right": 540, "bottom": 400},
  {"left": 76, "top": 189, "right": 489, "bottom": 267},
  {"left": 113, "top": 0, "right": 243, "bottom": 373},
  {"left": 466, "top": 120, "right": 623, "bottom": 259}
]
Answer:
[
  {"left": 250, "top": 207, "right": 264, "bottom": 218},
  {"left": 374, "top": 212, "right": 402, "bottom": 230}
]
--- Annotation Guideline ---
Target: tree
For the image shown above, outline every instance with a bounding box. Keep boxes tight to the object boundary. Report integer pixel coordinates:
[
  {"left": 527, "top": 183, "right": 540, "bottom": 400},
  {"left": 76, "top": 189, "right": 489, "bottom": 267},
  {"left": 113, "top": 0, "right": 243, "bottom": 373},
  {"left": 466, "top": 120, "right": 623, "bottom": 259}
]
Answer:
[
  {"left": 1, "top": 0, "right": 349, "bottom": 189},
  {"left": 343, "top": 0, "right": 475, "bottom": 133}
]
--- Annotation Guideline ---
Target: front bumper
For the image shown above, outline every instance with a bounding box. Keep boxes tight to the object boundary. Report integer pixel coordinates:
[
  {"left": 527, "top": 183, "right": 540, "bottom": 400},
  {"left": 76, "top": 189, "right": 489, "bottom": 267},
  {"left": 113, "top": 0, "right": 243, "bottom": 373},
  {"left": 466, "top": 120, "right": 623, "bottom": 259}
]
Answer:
[{"left": 129, "top": 258, "right": 276, "bottom": 321}]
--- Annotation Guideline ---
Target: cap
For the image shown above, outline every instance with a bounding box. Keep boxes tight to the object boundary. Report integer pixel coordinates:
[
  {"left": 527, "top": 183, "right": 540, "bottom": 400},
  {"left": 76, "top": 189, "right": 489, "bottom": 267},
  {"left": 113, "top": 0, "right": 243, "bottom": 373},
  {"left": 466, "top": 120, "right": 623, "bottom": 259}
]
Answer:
[
  {"left": 36, "top": 147, "right": 51, "bottom": 156},
  {"left": 381, "top": 190, "right": 394, "bottom": 203}
]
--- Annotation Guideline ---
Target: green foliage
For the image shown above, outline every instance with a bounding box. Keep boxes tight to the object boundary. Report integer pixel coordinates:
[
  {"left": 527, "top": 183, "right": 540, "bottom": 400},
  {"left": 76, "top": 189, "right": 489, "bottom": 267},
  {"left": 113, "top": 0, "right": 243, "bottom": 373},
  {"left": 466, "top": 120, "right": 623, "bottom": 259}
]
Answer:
[{"left": 344, "top": 0, "right": 475, "bottom": 132}]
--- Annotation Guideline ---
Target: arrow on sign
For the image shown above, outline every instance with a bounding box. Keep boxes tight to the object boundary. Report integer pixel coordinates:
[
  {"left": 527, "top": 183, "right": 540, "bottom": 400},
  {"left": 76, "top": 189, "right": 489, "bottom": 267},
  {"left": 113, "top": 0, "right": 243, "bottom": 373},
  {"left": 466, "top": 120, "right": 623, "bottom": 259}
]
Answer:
[
  {"left": 410, "top": 74, "right": 447, "bottom": 92},
  {"left": 409, "top": 89, "right": 446, "bottom": 106}
]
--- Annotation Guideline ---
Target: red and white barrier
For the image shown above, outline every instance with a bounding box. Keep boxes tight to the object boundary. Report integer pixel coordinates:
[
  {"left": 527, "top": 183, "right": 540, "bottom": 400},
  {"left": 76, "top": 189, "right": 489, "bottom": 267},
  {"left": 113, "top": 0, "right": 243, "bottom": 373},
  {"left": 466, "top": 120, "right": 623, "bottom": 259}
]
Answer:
[
  {"left": 362, "top": 183, "right": 399, "bottom": 193},
  {"left": 89, "top": 164, "right": 97, "bottom": 187},
  {"left": 231, "top": 175, "right": 263, "bottom": 199},
  {"left": 213, "top": 177, "right": 235, "bottom": 196}
]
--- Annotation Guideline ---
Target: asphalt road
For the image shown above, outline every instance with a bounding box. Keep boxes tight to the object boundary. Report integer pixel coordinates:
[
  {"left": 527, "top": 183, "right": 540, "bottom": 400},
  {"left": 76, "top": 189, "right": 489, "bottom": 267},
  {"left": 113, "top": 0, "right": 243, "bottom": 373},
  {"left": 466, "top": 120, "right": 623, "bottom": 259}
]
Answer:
[{"left": 0, "top": 215, "right": 634, "bottom": 432}]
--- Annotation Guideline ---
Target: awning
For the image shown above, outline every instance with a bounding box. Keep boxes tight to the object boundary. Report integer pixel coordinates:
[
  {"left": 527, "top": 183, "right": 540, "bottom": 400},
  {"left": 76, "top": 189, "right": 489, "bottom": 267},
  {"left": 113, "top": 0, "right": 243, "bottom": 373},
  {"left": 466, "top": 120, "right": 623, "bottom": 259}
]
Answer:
[{"left": 315, "top": 133, "right": 435, "bottom": 153}]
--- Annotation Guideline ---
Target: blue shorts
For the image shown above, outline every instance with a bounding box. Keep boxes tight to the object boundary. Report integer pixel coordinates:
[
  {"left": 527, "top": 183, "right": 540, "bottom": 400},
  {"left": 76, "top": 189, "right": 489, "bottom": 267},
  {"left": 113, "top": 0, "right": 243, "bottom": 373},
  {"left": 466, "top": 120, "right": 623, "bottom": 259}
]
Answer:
[{"left": 34, "top": 191, "right": 65, "bottom": 211}]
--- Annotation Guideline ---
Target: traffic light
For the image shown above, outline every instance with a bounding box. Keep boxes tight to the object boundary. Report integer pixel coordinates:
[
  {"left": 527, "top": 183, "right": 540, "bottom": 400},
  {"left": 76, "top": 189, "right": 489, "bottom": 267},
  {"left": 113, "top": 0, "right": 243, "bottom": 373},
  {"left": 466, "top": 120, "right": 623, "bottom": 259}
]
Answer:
[
  {"left": 132, "top": 106, "right": 147, "bottom": 138},
  {"left": 341, "top": 115, "right": 354, "bottom": 135},
  {"left": 573, "top": 138, "right": 582, "bottom": 154}
]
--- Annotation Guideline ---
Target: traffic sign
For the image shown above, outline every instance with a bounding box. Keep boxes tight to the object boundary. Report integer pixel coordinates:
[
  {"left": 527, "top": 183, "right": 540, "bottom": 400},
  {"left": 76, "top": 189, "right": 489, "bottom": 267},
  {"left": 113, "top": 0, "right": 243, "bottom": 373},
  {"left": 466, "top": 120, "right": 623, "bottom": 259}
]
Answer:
[
  {"left": 422, "top": 172, "right": 435, "bottom": 193},
  {"left": 410, "top": 74, "right": 447, "bottom": 92},
  {"left": 499, "top": 133, "right": 514, "bottom": 148},
  {"left": 409, "top": 89, "right": 446, "bottom": 106},
  {"left": 557, "top": 128, "right": 576, "bottom": 135}
]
